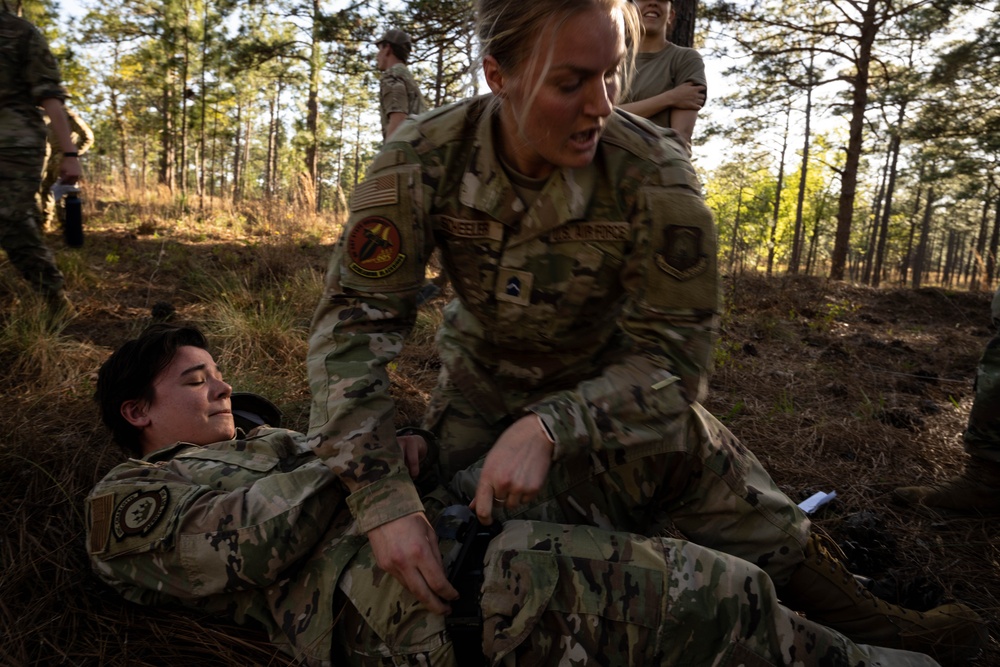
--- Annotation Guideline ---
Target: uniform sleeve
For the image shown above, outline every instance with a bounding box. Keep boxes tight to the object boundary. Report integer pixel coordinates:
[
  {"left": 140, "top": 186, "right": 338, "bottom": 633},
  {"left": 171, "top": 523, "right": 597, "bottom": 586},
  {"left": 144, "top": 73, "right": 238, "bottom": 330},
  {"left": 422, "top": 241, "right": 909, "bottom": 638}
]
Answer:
[
  {"left": 87, "top": 452, "right": 344, "bottom": 600},
  {"left": 380, "top": 72, "right": 412, "bottom": 117},
  {"left": 68, "top": 108, "right": 95, "bottom": 153},
  {"left": 676, "top": 48, "right": 708, "bottom": 96},
  {"left": 24, "top": 24, "right": 66, "bottom": 103},
  {"left": 530, "top": 158, "right": 719, "bottom": 461},
  {"left": 307, "top": 143, "right": 435, "bottom": 533}
]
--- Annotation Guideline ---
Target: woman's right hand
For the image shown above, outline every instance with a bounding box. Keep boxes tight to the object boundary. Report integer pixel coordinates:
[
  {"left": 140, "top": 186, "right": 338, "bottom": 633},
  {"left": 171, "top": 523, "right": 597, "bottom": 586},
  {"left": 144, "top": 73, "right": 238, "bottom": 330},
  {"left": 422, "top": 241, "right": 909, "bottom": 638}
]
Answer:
[{"left": 366, "top": 512, "right": 459, "bottom": 615}]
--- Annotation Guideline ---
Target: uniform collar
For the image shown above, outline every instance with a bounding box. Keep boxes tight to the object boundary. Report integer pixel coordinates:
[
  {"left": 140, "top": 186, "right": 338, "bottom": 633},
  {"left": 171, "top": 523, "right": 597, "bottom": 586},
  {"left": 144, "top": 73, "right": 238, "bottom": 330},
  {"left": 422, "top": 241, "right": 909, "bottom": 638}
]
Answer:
[
  {"left": 459, "top": 99, "right": 597, "bottom": 247},
  {"left": 141, "top": 429, "right": 246, "bottom": 463},
  {"left": 142, "top": 441, "right": 200, "bottom": 463}
]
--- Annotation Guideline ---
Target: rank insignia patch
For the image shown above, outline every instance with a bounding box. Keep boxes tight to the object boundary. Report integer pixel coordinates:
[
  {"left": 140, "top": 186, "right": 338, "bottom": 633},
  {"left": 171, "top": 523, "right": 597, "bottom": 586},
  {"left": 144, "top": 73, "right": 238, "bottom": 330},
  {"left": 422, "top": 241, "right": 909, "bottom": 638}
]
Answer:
[
  {"left": 495, "top": 267, "right": 533, "bottom": 305},
  {"left": 655, "top": 225, "right": 708, "bottom": 280},
  {"left": 347, "top": 217, "right": 407, "bottom": 279},
  {"left": 113, "top": 487, "right": 169, "bottom": 540}
]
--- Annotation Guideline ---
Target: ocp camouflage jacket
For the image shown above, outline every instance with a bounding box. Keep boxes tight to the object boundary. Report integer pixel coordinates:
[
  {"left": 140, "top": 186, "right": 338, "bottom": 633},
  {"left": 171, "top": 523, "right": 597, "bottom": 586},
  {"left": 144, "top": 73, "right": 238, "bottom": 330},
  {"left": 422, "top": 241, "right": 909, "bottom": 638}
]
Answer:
[
  {"left": 307, "top": 95, "right": 719, "bottom": 538},
  {"left": 0, "top": 10, "right": 66, "bottom": 150},
  {"left": 86, "top": 427, "right": 364, "bottom": 666}
]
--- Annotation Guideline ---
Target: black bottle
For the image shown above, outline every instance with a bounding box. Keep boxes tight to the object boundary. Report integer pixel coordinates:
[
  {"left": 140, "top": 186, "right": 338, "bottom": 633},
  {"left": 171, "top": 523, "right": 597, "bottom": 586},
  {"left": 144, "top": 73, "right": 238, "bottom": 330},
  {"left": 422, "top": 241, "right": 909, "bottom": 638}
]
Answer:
[{"left": 63, "top": 191, "right": 83, "bottom": 247}]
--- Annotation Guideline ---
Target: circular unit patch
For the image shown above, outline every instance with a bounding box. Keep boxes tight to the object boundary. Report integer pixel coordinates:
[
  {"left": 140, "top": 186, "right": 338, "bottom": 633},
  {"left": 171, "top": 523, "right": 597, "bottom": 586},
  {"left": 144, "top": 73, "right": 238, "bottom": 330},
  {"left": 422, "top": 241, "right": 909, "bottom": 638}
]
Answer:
[
  {"left": 112, "top": 487, "right": 169, "bottom": 540},
  {"left": 347, "top": 216, "right": 406, "bottom": 279}
]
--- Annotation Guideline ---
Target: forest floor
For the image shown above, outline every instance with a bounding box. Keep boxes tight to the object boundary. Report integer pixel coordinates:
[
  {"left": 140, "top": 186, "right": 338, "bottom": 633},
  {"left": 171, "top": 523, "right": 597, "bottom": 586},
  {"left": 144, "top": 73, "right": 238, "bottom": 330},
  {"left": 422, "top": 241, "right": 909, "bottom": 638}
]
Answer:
[{"left": 1, "top": 192, "right": 997, "bottom": 665}]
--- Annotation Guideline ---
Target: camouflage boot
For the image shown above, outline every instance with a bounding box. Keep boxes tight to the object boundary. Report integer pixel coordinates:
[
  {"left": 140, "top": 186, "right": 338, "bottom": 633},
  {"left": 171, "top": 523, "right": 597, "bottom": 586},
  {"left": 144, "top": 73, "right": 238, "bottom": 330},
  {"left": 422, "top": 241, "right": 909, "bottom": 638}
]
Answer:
[
  {"left": 893, "top": 458, "right": 1000, "bottom": 513},
  {"left": 777, "top": 532, "right": 987, "bottom": 666}
]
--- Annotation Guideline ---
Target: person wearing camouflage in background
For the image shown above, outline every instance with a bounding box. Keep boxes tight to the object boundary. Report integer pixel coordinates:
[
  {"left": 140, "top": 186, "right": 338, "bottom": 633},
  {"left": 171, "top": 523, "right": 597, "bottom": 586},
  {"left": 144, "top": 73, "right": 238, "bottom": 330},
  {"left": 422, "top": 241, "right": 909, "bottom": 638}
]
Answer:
[
  {"left": 0, "top": 6, "right": 80, "bottom": 314},
  {"left": 87, "top": 324, "right": 947, "bottom": 666},
  {"left": 375, "top": 28, "right": 427, "bottom": 141},
  {"left": 306, "top": 0, "right": 985, "bottom": 664},
  {"left": 895, "top": 288, "right": 1000, "bottom": 513},
  {"left": 38, "top": 105, "right": 93, "bottom": 229}
]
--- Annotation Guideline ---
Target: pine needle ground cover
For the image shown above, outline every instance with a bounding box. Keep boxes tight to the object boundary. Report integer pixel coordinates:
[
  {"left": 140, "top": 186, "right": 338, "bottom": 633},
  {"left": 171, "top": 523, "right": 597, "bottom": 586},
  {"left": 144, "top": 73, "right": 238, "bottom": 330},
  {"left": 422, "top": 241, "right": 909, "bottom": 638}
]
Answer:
[{"left": 2, "top": 188, "right": 996, "bottom": 665}]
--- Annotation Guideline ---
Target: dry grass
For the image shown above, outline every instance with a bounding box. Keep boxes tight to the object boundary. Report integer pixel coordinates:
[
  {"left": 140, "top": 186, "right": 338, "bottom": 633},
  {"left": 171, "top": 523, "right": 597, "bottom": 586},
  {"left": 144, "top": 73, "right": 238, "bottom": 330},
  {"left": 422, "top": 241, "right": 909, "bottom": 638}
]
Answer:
[
  {"left": 708, "top": 273, "right": 999, "bottom": 659},
  {"left": 1, "top": 188, "right": 997, "bottom": 664}
]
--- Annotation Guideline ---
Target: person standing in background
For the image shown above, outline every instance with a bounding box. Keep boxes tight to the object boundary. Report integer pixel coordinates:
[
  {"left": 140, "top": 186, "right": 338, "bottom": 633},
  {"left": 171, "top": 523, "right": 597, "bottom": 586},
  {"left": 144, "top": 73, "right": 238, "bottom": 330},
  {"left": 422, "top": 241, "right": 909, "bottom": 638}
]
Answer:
[
  {"left": 0, "top": 4, "right": 81, "bottom": 315},
  {"left": 39, "top": 105, "right": 93, "bottom": 230},
  {"left": 374, "top": 28, "right": 427, "bottom": 141},
  {"left": 620, "top": 0, "right": 707, "bottom": 153}
]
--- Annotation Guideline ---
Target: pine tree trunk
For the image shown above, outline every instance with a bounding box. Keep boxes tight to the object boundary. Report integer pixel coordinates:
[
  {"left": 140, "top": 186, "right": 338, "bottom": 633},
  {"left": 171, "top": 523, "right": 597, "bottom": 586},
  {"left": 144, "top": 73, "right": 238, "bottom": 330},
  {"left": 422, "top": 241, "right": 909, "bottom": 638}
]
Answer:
[
  {"left": 988, "top": 197, "right": 1000, "bottom": 291},
  {"left": 971, "top": 180, "right": 994, "bottom": 291},
  {"left": 788, "top": 51, "right": 815, "bottom": 275},
  {"left": 912, "top": 186, "right": 936, "bottom": 289},
  {"left": 872, "top": 125, "right": 903, "bottom": 288},
  {"left": 830, "top": 0, "right": 878, "bottom": 280},
  {"left": 767, "top": 110, "right": 789, "bottom": 276},
  {"left": 670, "top": 0, "right": 698, "bottom": 48}
]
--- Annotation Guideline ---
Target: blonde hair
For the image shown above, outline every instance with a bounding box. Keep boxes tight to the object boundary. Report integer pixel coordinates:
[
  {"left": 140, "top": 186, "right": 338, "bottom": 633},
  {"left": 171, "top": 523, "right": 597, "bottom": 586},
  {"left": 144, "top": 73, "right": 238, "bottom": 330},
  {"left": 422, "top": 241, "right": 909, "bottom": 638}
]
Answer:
[{"left": 476, "top": 0, "right": 640, "bottom": 114}]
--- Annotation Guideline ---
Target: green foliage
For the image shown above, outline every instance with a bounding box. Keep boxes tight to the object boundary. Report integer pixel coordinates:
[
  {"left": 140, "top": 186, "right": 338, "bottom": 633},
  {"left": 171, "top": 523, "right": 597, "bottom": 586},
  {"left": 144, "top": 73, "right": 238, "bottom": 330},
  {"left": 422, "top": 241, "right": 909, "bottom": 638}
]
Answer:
[
  {"left": 770, "top": 388, "right": 795, "bottom": 416},
  {"left": 703, "top": 0, "right": 996, "bottom": 284},
  {"left": 716, "top": 397, "right": 746, "bottom": 423},
  {"left": 854, "top": 387, "right": 886, "bottom": 421},
  {"left": 712, "top": 338, "right": 741, "bottom": 370},
  {"left": 808, "top": 298, "right": 858, "bottom": 332}
]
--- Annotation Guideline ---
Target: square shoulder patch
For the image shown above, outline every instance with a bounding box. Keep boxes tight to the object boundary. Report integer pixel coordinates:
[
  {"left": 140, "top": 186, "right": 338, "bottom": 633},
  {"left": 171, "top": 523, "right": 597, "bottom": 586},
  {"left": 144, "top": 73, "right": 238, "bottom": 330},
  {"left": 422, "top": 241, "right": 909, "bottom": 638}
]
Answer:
[{"left": 656, "top": 225, "right": 709, "bottom": 280}]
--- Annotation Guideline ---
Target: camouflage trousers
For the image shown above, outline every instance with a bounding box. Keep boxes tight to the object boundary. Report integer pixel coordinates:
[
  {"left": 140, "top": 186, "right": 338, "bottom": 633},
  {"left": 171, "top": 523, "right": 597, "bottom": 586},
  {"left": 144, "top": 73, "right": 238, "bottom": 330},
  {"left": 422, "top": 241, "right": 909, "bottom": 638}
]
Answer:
[
  {"left": 429, "top": 381, "right": 810, "bottom": 585},
  {"left": 964, "top": 290, "right": 1000, "bottom": 462},
  {"left": 0, "top": 150, "right": 65, "bottom": 297},
  {"left": 334, "top": 519, "right": 938, "bottom": 666}
]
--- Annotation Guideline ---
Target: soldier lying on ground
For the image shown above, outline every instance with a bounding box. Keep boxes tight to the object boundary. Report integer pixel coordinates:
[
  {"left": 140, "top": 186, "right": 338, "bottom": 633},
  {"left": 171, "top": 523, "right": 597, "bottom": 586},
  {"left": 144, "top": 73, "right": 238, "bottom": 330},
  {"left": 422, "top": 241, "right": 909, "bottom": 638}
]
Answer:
[
  {"left": 305, "top": 0, "right": 986, "bottom": 665},
  {"left": 88, "top": 324, "right": 974, "bottom": 666}
]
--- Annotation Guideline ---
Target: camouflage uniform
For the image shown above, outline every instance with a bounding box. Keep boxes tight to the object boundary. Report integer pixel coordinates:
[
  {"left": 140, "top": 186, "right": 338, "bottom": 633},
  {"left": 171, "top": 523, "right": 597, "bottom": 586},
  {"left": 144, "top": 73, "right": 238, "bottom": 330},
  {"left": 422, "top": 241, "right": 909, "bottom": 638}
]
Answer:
[
  {"left": 0, "top": 10, "right": 66, "bottom": 299},
  {"left": 308, "top": 96, "right": 813, "bottom": 582},
  {"left": 38, "top": 105, "right": 93, "bottom": 228},
  {"left": 87, "top": 428, "right": 363, "bottom": 665},
  {"left": 379, "top": 62, "right": 426, "bottom": 140},
  {"left": 963, "top": 289, "right": 1000, "bottom": 461},
  {"left": 86, "top": 427, "right": 937, "bottom": 666}
]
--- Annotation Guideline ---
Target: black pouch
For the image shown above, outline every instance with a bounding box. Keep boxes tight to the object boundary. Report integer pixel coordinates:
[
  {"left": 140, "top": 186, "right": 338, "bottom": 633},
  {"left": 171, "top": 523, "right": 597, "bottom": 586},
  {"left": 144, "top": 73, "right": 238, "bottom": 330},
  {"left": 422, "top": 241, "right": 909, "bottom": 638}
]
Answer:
[{"left": 434, "top": 505, "right": 502, "bottom": 664}]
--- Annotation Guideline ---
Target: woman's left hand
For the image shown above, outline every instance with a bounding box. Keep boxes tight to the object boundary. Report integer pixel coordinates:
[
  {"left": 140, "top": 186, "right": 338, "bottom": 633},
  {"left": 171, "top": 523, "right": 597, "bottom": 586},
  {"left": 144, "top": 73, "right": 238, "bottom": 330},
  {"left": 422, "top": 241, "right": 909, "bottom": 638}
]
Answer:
[{"left": 473, "top": 414, "right": 553, "bottom": 524}]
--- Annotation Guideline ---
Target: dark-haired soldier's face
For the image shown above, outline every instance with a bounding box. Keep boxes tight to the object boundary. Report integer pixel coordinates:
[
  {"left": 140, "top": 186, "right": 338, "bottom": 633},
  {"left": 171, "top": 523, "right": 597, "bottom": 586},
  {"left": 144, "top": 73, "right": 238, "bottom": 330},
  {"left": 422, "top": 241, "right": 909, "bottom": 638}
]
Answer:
[{"left": 125, "top": 346, "right": 235, "bottom": 452}]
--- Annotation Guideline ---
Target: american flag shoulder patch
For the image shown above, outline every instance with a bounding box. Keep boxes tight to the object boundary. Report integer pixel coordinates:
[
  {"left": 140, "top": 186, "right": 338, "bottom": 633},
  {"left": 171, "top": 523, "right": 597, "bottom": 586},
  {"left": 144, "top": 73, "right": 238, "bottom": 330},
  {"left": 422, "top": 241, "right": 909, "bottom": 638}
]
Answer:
[
  {"left": 88, "top": 493, "right": 115, "bottom": 555},
  {"left": 351, "top": 173, "right": 399, "bottom": 211}
]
